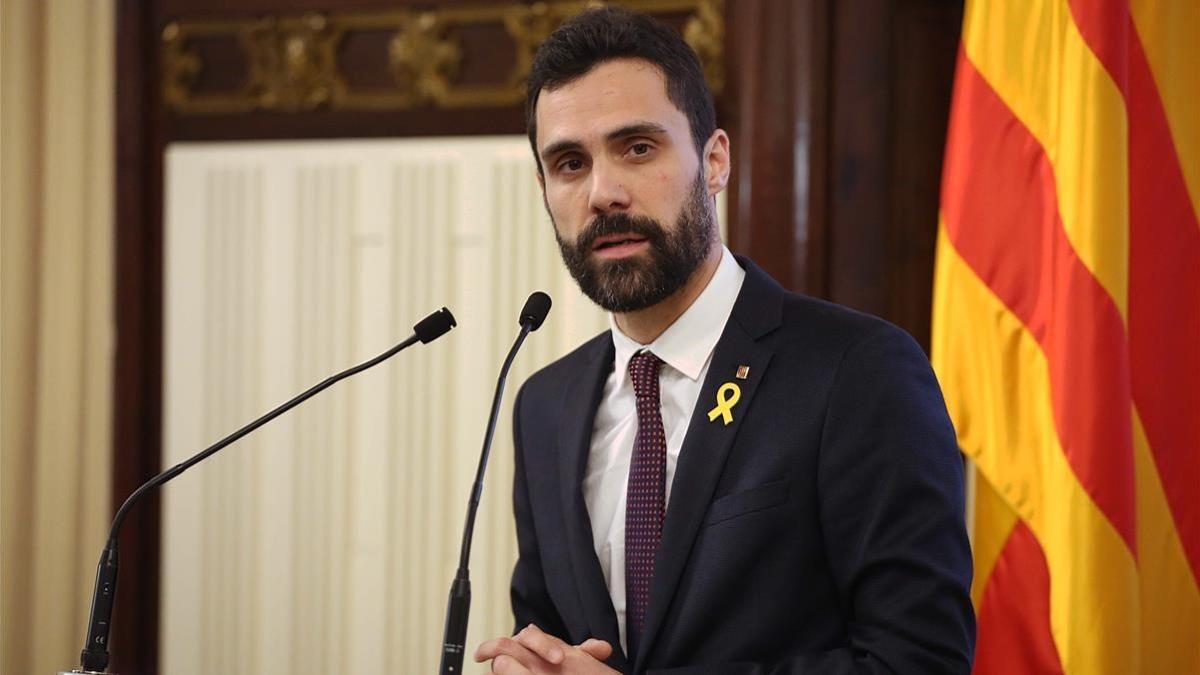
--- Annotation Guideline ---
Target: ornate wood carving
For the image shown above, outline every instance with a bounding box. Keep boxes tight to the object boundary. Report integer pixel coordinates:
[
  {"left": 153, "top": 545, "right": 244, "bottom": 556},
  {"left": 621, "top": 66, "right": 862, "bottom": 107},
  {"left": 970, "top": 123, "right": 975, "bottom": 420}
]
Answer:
[{"left": 162, "top": 0, "right": 725, "bottom": 114}]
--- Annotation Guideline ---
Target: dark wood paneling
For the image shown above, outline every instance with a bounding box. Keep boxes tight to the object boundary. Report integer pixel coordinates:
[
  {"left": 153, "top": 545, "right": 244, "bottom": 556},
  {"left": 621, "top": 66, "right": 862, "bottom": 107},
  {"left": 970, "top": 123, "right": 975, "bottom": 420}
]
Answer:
[
  {"left": 154, "top": 1, "right": 723, "bottom": 141},
  {"left": 885, "top": 0, "right": 963, "bottom": 348},
  {"left": 112, "top": 1, "right": 164, "bottom": 673},
  {"left": 724, "top": 0, "right": 961, "bottom": 354},
  {"left": 823, "top": 0, "right": 962, "bottom": 350},
  {"left": 161, "top": 0, "right": 522, "bottom": 13},
  {"left": 827, "top": 0, "right": 894, "bottom": 315},
  {"left": 168, "top": 107, "right": 528, "bottom": 141},
  {"left": 724, "top": 0, "right": 830, "bottom": 295}
]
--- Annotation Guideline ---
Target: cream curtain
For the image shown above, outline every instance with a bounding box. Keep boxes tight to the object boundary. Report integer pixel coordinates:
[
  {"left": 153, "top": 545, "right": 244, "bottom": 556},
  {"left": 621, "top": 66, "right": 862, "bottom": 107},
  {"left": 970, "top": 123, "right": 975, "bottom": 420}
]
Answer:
[{"left": 1, "top": 1, "right": 115, "bottom": 673}]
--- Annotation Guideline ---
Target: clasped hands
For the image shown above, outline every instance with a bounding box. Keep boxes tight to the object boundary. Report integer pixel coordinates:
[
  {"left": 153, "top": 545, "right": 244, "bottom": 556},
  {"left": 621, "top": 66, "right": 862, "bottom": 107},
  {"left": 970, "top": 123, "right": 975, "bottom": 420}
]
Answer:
[{"left": 475, "top": 623, "right": 620, "bottom": 674}]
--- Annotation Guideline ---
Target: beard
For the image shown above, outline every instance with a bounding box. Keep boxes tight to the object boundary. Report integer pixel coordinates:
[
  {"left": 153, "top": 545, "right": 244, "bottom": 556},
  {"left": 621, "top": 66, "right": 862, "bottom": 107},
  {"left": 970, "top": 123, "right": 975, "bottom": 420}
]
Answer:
[{"left": 554, "top": 170, "right": 716, "bottom": 313}]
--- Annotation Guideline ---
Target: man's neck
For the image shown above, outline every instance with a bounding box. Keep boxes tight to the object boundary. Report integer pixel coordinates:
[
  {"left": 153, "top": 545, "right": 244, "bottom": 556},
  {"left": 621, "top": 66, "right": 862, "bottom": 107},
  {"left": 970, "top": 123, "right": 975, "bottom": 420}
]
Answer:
[{"left": 613, "top": 245, "right": 723, "bottom": 345}]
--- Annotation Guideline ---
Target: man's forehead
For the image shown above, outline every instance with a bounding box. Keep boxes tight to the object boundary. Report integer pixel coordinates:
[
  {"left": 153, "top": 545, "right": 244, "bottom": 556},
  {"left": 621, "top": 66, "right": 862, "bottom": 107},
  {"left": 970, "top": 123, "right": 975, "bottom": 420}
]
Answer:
[{"left": 534, "top": 58, "right": 684, "bottom": 149}]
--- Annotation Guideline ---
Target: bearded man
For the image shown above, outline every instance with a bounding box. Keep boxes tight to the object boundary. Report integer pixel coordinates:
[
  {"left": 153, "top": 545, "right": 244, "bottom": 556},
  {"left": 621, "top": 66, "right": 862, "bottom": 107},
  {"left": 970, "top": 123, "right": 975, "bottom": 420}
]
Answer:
[{"left": 475, "top": 7, "right": 975, "bottom": 674}]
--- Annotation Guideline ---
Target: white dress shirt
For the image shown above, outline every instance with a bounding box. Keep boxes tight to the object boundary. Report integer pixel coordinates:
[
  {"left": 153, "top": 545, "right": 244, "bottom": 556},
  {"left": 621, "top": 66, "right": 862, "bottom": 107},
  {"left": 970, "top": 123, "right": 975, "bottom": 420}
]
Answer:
[{"left": 582, "top": 246, "right": 746, "bottom": 653}]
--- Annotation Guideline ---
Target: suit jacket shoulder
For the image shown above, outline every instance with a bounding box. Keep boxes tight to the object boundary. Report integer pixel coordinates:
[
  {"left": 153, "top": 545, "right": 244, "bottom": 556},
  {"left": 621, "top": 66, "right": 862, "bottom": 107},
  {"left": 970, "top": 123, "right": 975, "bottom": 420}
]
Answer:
[
  {"left": 519, "top": 331, "right": 612, "bottom": 402},
  {"left": 760, "top": 271, "right": 926, "bottom": 372}
]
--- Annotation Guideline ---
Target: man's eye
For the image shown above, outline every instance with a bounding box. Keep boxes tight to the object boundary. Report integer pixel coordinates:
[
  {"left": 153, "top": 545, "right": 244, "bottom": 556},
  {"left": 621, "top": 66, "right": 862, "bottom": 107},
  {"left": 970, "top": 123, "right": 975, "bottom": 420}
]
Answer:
[
  {"left": 630, "top": 143, "right": 652, "bottom": 156},
  {"left": 559, "top": 158, "right": 584, "bottom": 173}
]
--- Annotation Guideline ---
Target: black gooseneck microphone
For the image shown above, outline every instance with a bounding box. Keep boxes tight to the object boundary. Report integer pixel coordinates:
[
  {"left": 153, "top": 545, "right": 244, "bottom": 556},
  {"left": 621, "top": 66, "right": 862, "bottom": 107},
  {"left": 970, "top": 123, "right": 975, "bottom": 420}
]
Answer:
[
  {"left": 439, "top": 292, "right": 551, "bottom": 675},
  {"left": 75, "top": 307, "right": 456, "bottom": 673}
]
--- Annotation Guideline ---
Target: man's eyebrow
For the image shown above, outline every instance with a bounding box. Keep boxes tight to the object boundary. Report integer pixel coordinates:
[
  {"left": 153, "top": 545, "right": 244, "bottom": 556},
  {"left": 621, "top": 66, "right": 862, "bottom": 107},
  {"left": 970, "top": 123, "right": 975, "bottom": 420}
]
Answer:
[
  {"left": 540, "top": 122, "right": 669, "bottom": 163},
  {"left": 604, "top": 122, "right": 667, "bottom": 142},
  {"left": 541, "top": 139, "right": 584, "bottom": 163}
]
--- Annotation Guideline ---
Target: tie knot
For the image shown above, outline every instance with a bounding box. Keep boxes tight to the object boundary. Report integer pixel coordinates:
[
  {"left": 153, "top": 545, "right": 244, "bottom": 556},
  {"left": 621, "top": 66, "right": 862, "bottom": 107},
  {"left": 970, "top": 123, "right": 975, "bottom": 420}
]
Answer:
[{"left": 628, "top": 351, "right": 663, "bottom": 399}]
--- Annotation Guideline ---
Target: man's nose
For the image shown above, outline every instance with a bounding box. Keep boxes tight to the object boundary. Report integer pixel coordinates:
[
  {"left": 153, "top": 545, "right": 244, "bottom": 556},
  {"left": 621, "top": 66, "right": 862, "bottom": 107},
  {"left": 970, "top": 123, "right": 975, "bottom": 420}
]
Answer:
[{"left": 587, "top": 163, "right": 632, "bottom": 215}]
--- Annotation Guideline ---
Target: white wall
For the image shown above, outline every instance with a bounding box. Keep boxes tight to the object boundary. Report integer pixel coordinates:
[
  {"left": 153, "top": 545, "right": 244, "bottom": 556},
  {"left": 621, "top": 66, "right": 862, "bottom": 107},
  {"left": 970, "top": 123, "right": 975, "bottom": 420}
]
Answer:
[{"left": 161, "top": 136, "right": 725, "bottom": 674}]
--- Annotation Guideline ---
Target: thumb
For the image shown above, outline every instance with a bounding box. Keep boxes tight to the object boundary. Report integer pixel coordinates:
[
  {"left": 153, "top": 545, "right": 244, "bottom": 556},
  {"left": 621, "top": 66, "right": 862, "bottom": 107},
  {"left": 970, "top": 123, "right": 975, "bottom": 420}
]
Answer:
[{"left": 577, "top": 638, "right": 613, "bottom": 660}]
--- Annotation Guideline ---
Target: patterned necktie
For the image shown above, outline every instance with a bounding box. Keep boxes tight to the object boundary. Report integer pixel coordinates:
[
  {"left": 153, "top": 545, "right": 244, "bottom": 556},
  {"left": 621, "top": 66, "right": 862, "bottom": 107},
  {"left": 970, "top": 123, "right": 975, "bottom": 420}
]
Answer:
[{"left": 625, "top": 351, "right": 666, "bottom": 652}]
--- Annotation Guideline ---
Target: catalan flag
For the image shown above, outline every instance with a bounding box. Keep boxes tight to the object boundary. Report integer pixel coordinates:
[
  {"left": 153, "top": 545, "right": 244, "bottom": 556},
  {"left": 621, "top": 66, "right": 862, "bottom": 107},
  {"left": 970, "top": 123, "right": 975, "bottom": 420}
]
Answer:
[{"left": 931, "top": 1, "right": 1198, "bottom": 673}]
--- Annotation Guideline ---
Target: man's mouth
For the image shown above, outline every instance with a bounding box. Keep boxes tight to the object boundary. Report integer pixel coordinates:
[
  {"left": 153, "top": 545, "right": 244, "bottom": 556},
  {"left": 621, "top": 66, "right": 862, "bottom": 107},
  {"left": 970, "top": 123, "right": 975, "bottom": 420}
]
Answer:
[{"left": 591, "top": 233, "right": 649, "bottom": 252}]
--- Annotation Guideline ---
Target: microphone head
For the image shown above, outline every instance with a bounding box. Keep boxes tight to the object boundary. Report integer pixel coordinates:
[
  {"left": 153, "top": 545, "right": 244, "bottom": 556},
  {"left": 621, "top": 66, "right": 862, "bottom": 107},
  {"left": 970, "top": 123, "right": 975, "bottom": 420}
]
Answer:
[
  {"left": 413, "top": 307, "right": 457, "bottom": 343},
  {"left": 519, "top": 292, "right": 552, "bottom": 331}
]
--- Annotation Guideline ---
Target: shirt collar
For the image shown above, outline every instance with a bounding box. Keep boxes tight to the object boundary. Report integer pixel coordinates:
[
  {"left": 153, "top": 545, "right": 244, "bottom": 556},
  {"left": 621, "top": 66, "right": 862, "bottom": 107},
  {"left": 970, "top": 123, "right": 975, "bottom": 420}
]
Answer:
[{"left": 610, "top": 246, "right": 746, "bottom": 382}]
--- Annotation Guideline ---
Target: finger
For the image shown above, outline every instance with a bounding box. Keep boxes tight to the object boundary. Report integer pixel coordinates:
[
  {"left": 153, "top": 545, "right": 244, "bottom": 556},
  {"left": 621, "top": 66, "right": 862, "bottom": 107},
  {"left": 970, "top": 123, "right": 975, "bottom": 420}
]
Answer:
[
  {"left": 577, "top": 638, "right": 613, "bottom": 660},
  {"left": 475, "top": 637, "right": 505, "bottom": 662},
  {"left": 474, "top": 636, "right": 541, "bottom": 668},
  {"left": 491, "top": 654, "right": 533, "bottom": 675},
  {"left": 515, "top": 623, "right": 566, "bottom": 664}
]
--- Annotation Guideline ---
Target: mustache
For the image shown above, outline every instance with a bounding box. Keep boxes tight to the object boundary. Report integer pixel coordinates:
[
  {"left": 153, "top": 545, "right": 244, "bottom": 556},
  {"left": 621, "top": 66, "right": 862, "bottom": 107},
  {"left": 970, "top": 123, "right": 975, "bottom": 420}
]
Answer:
[{"left": 576, "top": 213, "right": 665, "bottom": 252}]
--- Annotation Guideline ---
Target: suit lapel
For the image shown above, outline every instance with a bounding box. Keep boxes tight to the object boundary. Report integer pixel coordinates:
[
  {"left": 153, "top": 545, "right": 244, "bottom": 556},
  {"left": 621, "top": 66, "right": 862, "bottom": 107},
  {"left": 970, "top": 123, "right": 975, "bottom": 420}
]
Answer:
[
  {"left": 633, "top": 258, "right": 783, "bottom": 672},
  {"left": 555, "top": 337, "right": 630, "bottom": 669}
]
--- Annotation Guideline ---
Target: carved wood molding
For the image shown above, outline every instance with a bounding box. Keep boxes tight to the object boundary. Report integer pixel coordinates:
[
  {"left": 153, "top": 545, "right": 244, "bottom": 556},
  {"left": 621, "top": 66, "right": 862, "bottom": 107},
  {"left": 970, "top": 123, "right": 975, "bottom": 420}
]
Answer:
[{"left": 162, "top": 0, "right": 724, "bottom": 114}]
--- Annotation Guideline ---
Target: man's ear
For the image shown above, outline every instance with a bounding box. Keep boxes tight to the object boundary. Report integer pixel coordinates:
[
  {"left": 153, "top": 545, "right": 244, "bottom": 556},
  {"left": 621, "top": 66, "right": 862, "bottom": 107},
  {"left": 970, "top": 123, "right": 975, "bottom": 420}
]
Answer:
[
  {"left": 536, "top": 169, "right": 545, "bottom": 191},
  {"left": 703, "top": 129, "right": 731, "bottom": 196}
]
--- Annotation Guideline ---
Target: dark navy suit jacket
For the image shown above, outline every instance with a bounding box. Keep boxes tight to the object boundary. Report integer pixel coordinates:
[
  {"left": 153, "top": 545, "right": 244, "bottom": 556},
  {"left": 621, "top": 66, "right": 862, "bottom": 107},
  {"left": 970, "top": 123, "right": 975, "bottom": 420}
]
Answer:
[{"left": 510, "top": 256, "right": 975, "bottom": 674}]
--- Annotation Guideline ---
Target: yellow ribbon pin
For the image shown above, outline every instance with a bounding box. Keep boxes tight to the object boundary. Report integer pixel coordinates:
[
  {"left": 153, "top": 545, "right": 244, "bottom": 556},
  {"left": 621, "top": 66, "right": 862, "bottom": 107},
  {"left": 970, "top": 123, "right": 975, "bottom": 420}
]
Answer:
[{"left": 707, "top": 382, "right": 742, "bottom": 426}]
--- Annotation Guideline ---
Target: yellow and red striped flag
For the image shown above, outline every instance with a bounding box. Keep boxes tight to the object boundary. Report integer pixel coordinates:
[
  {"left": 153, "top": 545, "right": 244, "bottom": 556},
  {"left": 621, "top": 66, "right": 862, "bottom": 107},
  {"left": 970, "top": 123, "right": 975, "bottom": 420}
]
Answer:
[{"left": 931, "top": 1, "right": 1198, "bottom": 673}]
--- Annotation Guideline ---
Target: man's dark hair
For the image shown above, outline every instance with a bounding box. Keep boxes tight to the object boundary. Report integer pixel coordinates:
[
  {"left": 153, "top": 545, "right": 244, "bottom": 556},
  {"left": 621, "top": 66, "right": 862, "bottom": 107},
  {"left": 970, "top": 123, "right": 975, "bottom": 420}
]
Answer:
[{"left": 525, "top": 6, "right": 717, "bottom": 175}]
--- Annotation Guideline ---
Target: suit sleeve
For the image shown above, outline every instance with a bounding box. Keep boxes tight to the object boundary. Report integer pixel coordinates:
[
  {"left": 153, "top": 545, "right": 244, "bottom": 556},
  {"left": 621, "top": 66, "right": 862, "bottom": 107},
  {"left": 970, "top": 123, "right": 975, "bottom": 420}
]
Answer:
[
  {"left": 651, "top": 325, "right": 976, "bottom": 675},
  {"left": 509, "top": 383, "right": 571, "bottom": 639}
]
